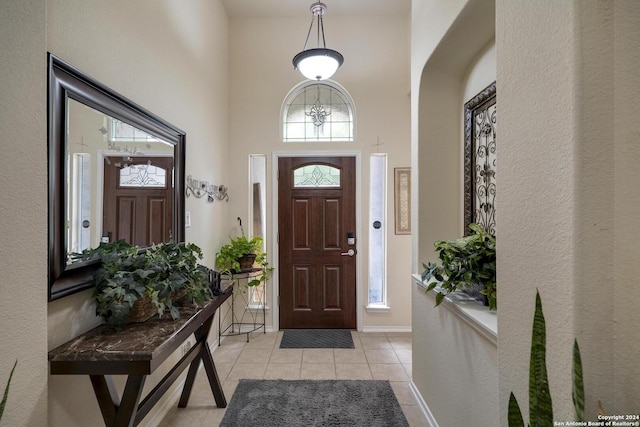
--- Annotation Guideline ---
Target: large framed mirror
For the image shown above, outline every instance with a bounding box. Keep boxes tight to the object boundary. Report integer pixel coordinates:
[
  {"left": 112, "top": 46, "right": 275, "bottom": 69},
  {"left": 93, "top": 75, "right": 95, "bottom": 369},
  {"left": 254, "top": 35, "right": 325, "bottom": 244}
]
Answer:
[{"left": 48, "top": 53, "right": 185, "bottom": 301}]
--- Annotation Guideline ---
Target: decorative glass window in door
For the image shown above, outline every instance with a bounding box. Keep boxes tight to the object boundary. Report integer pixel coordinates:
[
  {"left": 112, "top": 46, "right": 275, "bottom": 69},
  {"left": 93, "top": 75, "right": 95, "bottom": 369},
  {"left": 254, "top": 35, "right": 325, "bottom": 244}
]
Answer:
[
  {"left": 293, "top": 164, "right": 341, "bottom": 188},
  {"left": 282, "top": 81, "right": 355, "bottom": 142},
  {"left": 119, "top": 164, "right": 167, "bottom": 188}
]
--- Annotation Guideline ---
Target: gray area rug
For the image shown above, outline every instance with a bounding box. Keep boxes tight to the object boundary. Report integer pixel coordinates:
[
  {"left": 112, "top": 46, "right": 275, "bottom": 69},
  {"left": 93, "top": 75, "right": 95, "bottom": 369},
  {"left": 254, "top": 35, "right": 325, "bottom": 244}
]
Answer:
[
  {"left": 220, "top": 379, "right": 410, "bottom": 427},
  {"left": 280, "top": 329, "right": 355, "bottom": 349}
]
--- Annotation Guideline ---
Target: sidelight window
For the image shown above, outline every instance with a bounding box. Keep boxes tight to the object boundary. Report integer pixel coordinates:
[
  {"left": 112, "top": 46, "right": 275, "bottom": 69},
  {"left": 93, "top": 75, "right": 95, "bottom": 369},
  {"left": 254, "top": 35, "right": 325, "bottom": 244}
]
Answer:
[{"left": 368, "top": 154, "right": 388, "bottom": 308}]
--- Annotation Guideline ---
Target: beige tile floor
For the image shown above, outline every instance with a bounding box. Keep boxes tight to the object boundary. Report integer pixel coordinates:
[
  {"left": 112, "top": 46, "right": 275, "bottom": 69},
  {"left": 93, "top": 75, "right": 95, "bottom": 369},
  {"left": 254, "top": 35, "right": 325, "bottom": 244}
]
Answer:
[{"left": 156, "top": 331, "right": 428, "bottom": 427}]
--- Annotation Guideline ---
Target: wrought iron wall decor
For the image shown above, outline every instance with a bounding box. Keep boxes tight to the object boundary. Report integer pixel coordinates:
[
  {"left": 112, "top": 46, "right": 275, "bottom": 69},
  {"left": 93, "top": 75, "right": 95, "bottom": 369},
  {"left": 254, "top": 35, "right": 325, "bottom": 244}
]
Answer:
[
  {"left": 186, "top": 175, "right": 229, "bottom": 203},
  {"left": 464, "top": 81, "right": 496, "bottom": 235}
]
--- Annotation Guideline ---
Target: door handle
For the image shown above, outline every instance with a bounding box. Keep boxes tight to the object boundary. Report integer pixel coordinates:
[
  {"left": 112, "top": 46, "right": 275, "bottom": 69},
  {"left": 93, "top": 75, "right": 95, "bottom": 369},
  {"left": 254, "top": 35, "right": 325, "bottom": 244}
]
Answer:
[{"left": 341, "top": 249, "right": 355, "bottom": 257}]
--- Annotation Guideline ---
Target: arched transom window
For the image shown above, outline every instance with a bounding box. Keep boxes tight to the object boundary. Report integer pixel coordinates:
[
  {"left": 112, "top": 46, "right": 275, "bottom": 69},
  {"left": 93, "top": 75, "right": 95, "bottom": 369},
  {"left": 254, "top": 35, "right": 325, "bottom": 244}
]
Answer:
[{"left": 282, "top": 81, "right": 355, "bottom": 142}]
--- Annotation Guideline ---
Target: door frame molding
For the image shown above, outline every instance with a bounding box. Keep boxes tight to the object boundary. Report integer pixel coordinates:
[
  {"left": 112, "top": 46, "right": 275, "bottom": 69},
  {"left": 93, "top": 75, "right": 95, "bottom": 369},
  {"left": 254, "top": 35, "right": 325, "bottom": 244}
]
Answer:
[{"left": 271, "top": 150, "right": 362, "bottom": 331}]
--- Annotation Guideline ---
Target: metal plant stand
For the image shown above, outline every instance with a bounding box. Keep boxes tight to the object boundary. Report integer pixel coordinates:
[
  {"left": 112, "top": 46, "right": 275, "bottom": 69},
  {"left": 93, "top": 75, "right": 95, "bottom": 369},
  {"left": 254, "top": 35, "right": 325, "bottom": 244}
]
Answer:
[{"left": 219, "top": 268, "right": 266, "bottom": 344}]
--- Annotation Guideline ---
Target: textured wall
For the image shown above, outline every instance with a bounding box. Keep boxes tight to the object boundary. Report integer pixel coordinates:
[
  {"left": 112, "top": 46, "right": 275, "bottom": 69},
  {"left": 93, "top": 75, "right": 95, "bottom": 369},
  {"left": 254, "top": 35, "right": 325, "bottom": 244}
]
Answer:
[
  {"left": 497, "top": 1, "right": 579, "bottom": 422},
  {"left": 497, "top": 0, "right": 640, "bottom": 422},
  {"left": 44, "top": 1, "right": 230, "bottom": 425},
  {"left": 612, "top": 0, "right": 640, "bottom": 413},
  {"left": 413, "top": 0, "right": 639, "bottom": 424},
  {"left": 411, "top": 0, "right": 497, "bottom": 425},
  {"left": 0, "top": 1, "right": 48, "bottom": 425}
]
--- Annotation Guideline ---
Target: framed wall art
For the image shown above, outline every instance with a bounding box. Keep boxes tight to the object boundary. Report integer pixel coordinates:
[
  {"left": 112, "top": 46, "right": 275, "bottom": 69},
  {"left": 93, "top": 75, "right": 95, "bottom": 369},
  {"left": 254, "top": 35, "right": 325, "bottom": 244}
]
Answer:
[
  {"left": 394, "top": 167, "right": 411, "bottom": 235},
  {"left": 464, "top": 81, "right": 496, "bottom": 235}
]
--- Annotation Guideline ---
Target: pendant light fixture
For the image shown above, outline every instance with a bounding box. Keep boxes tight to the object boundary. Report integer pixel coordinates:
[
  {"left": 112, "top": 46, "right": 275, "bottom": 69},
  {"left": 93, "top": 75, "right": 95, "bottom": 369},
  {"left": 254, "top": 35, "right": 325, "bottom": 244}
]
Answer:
[{"left": 292, "top": 2, "right": 344, "bottom": 81}]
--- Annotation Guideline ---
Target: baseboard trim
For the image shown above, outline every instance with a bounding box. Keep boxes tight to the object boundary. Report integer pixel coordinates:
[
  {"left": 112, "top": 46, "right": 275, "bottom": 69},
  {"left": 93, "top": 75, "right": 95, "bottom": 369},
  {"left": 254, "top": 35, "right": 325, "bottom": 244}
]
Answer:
[
  {"left": 360, "top": 326, "right": 412, "bottom": 333},
  {"left": 409, "top": 380, "right": 439, "bottom": 427}
]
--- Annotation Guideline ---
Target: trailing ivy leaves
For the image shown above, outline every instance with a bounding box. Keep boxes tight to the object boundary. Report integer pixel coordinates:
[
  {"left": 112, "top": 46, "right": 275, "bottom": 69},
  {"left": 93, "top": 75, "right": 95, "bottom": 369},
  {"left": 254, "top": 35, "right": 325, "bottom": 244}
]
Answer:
[
  {"left": 90, "top": 240, "right": 211, "bottom": 329},
  {"left": 216, "top": 236, "right": 274, "bottom": 287},
  {"left": 508, "top": 291, "right": 585, "bottom": 426},
  {"left": 421, "top": 223, "right": 496, "bottom": 309},
  {"left": 0, "top": 360, "right": 17, "bottom": 422}
]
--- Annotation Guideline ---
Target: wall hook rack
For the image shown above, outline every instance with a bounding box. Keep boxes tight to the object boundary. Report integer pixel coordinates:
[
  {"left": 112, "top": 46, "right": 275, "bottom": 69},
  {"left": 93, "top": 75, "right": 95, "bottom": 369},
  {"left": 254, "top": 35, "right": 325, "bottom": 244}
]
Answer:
[{"left": 186, "top": 175, "right": 229, "bottom": 203}]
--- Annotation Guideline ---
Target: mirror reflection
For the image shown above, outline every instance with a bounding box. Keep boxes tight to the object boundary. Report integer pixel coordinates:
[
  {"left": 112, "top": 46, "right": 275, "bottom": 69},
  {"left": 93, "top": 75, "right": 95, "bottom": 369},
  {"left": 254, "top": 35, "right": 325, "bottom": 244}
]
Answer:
[
  {"left": 66, "top": 99, "right": 175, "bottom": 263},
  {"left": 250, "top": 155, "right": 267, "bottom": 248}
]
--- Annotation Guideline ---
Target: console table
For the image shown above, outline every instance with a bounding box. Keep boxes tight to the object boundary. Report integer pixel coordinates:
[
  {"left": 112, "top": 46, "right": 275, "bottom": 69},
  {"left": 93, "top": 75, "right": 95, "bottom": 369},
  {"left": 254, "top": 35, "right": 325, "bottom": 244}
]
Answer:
[{"left": 48, "top": 289, "right": 231, "bottom": 427}]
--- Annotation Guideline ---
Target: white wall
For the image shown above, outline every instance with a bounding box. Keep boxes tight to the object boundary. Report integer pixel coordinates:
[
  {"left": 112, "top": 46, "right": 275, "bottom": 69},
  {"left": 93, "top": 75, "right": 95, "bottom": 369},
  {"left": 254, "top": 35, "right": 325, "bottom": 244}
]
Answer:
[
  {"left": 413, "top": 287, "right": 498, "bottom": 425},
  {"left": 411, "top": 0, "right": 497, "bottom": 421},
  {"left": 46, "top": 1, "right": 229, "bottom": 426},
  {"left": 612, "top": 1, "right": 640, "bottom": 411},
  {"left": 0, "top": 1, "right": 48, "bottom": 426},
  {"left": 414, "top": 0, "right": 639, "bottom": 425},
  {"left": 226, "top": 12, "right": 412, "bottom": 330},
  {"left": 496, "top": 1, "right": 640, "bottom": 422}
]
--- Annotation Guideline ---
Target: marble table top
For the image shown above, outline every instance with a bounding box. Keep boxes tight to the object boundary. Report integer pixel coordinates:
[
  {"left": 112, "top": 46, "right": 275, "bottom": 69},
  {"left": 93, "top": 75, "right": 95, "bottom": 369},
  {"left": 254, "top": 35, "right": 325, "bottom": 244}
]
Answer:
[{"left": 48, "top": 292, "right": 229, "bottom": 365}]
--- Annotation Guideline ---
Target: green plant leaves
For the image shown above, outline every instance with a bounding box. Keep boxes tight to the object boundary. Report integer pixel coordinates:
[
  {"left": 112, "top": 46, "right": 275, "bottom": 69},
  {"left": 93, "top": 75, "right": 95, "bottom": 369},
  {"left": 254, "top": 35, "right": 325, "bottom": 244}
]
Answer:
[
  {"left": 508, "top": 290, "right": 554, "bottom": 427},
  {"left": 508, "top": 392, "right": 525, "bottom": 427},
  {"left": 572, "top": 339, "right": 585, "bottom": 421},
  {"left": 421, "top": 223, "right": 496, "bottom": 309},
  {"left": 216, "top": 236, "right": 273, "bottom": 287},
  {"left": 89, "top": 240, "right": 212, "bottom": 328},
  {"left": 0, "top": 360, "right": 17, "bottom": 422},
  {"left": 529, "top": 290, "right": 553, "bottom": 426},
  {"left": 509, "top": 292, "right": 587, "bottom": 427}
]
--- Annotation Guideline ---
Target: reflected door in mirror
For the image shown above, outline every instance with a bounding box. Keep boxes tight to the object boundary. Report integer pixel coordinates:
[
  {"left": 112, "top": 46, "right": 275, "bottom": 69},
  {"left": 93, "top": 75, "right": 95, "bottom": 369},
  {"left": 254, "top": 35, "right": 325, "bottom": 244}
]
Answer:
[{"left": 103, "top": 156, "right": 174, "bottom": 247}]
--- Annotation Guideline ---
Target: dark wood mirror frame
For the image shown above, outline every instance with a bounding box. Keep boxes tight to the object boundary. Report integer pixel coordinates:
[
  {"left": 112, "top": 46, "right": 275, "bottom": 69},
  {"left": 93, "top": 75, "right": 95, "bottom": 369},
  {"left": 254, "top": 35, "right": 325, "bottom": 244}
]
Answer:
[{"left": 48, "top": 53, "right": 185, "bottom": 301}]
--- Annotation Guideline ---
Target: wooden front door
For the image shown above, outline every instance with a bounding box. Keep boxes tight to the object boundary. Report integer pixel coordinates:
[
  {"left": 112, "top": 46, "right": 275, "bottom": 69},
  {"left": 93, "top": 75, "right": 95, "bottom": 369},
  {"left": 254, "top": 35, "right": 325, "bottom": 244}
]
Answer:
[
  {"left": 103, "top": 156, "right": 173, "bottom": 247},
  {"left": 278, "top": 157, "right": 357, "bottom": 329}
]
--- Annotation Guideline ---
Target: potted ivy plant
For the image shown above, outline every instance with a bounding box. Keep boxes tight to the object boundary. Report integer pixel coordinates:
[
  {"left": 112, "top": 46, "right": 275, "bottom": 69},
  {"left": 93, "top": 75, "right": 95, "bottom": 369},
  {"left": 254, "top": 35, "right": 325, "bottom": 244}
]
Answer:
[
  {"left": 82, "top": 240, "right": 212, "bottom": 328},
  {"left": 215, "top": 235, "right": 273, "bottom": 287},
  {"left": 421, "top": 223, "right": 497, "bottom": 310}
]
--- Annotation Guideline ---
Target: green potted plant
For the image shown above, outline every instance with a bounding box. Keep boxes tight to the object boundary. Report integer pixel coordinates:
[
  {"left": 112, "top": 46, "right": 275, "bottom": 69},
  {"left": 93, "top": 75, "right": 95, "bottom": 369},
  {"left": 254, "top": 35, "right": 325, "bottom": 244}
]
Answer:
[
  {"left": 215, "top": 235, "right": 273, "bottom": 287},
  {"left": 84, "top": 240, "right": 211, "bottom": 328},
  {"left": 0, "top": 360, "right": 17, "bottom": 423},
  {"left": 508, "top": 291, "right": 586, "bottom": 426},
  {"left": 421, "top": 223, "right": 497, "bottom": 310}
]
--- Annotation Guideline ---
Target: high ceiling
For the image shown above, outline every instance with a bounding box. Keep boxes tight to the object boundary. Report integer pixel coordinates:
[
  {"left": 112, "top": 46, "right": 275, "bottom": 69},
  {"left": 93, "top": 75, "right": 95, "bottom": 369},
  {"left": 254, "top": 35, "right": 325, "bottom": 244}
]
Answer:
[{"left": 221, "top": 0, "right": 411, "bottom": 18}]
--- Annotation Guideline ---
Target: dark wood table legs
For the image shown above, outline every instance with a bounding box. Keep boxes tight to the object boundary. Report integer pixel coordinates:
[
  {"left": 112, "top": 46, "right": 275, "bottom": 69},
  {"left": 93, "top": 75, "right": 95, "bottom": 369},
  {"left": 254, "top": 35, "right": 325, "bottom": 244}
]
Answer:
[
  {"left": 178, "top": 315, "right": 226, "bottom": 408},
  {"left": 85, "top": 314, "right": 225, "bottom": 427},
  {"left": 50, "top": 292, "right": 233, "bottom": 427}
]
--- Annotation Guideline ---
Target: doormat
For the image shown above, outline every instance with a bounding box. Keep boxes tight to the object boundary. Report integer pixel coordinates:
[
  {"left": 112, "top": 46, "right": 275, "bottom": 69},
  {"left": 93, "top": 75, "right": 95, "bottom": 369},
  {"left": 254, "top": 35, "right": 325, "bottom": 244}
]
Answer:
[
  {"left": 220, "top": 379, "right": 409, "bottom": 427},
  {"left": 279, "top": 329, "right": 355, "bottom": 349}
]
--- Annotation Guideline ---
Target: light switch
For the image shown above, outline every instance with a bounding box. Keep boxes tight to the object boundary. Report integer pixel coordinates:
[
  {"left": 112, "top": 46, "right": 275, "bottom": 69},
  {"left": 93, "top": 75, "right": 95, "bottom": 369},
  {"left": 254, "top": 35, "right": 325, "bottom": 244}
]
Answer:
[{"left": 185, "top": 211, "right": 191, "bottom": 228}]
